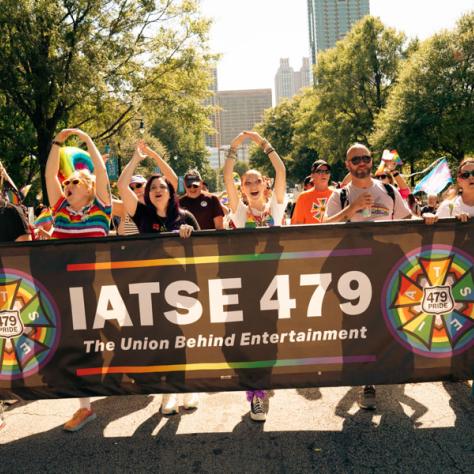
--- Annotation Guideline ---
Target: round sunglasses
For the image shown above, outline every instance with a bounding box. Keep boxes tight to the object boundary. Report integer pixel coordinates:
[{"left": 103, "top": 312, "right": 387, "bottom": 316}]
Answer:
[
  {"left": 62, "top": 178, "right": 82, "bottom": 187},
  {"left": 130, "top": 182, "right": 145, "bottom": 190}
]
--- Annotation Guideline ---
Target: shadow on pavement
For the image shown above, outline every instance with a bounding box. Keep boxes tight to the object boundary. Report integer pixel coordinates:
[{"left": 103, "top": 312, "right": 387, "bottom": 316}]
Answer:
[{"left": 1, "top": 385, "right": 473, "bottom": 473}]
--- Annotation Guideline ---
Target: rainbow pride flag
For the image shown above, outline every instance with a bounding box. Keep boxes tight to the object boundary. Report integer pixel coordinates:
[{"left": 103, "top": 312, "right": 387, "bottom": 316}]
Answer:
[
  {"left": 34, "top": 207, "right": 53, "bottom": 227},
  {"left": 382, "top": 149, "right": 403, "bottom": 166},
  {"left": 2, "top": 180, "right": 23, "bottom": 205},
  {"left": 58, "top": 147, "right": 94, "bottom": 182}
]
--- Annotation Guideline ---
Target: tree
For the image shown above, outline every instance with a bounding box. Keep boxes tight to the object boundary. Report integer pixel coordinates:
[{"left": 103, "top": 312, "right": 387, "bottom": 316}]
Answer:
[
  {"left": 372, "top": 12, "right": 474, "bottom": 164},
  {"left": 298, "top": 16, "right": 406, "bottom": 164},
  {"left": 0, "top": 0, "right": 213, "bottom": 203}
]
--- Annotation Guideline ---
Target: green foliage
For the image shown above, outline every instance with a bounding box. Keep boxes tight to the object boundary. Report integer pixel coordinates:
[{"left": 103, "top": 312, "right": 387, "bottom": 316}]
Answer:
[
  {"left": 305, "top": 16, "right": 406, "bottom": 163},
  {"left": 372, "top": 12, "right": 474, "bottom": 163},
  {"left": 0, "top": 0, "right": 214, "bottom": 203}
]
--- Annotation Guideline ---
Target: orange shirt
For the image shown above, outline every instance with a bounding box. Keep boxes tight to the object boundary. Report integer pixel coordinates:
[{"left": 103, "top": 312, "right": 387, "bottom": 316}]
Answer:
[{"left": 291, "top": 187, "right": 333, "bottom": 224}]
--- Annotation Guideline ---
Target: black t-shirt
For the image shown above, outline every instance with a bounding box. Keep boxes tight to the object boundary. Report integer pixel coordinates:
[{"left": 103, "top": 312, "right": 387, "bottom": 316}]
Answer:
[
  {"left": 420, "top": 205, "right": 436, "bottom": 216},
  {"left": 179, "top": 194, "right": 224, "bottom": 230},
  {"left": 0, "top": 202, "right": 30, "bottom": 242},
  {"left": 131, "top": 202, "right": 200, "bottom": 234}
]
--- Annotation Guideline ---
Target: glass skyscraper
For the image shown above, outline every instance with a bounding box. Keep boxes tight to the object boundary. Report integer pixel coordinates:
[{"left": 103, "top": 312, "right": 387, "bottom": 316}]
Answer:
[{"left": 308, "top": 0, "right": 370, "bottom": 64}]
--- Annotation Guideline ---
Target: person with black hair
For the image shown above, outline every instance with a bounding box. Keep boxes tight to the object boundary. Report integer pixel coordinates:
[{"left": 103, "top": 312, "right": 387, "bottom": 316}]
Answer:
[{"left": 117, "top": 143, "right": 200, "bottom": 415}]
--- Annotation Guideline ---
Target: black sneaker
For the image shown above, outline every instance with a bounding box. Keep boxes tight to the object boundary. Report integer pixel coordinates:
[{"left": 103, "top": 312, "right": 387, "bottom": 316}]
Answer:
[
  {"left": 250, "top": 395, "right": 266, "bottom": 421},
  {"left": 358, "top": 385, "right": 377, "bottom": 410}
]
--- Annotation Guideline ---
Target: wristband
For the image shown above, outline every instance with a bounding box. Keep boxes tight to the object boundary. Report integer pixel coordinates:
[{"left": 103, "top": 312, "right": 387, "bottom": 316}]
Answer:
[
  {"left": 226, "top": 148, "right": 237, "bottom": 160},
  {"left": 51, "top": 140, "right": 63, "bottom": 147},
  {"left": 264, "top": 147, "right": 275, "bottom": 155}
]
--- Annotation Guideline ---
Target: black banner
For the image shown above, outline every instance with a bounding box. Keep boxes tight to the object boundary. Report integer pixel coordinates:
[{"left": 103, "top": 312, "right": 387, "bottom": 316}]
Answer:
[{"left": 1, "top": 220, "right": 473, "bottom": 400}]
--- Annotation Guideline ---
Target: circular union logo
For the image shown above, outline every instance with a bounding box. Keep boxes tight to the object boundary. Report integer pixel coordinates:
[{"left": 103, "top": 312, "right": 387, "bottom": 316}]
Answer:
[
  {"left": 0, "top": 269, "right": 60, "bottom": 380},
  {"left": 382, "top": 245, "right": 474, "bottom": 358}
]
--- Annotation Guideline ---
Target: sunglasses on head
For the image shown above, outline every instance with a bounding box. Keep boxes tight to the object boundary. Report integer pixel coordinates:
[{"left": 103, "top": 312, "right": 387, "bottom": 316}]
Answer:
[
  {"left": 458, "top": 170, "right": 474, "bottom": 179},
  {"left": 62, "top": 178, "right": 81, "bottom": 187},
  {"left": 130, "top": 182, "right": 144, "bottom": 190},
  {"left": 375, "top": 174, "right": 389, "bottom": 180},
  {"left": 313, "top": 168, "right": 330, "bottom": 175},
  {"left": 350, "top": 155, "right": 372, "bottom": 165}
]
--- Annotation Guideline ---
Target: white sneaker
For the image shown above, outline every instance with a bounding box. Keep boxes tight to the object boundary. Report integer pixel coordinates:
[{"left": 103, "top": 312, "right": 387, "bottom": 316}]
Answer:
[
  {"left": 183, "top": 393, "right": 199, "bottom": 410},
  {"left": 161, "top": 394, "right": 179, "bottom": 415}
]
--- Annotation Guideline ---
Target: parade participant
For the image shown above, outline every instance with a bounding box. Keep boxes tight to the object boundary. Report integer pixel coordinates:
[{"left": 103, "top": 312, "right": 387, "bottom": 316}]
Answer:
[
  {"left": 0, "top": 166, "right": 31, "bottom": 431},
  {"left": 291, "top": 160, "right": 333, "bottom": 224},
  {"left": 224, "top": 130, "right": 286, "bottom": 421},
  {"left": 303, "top": 175, "right": 313, "bottom": 191},
  {"left": 420, "top": 193, "right": 439, "bottom": 216},
  {"left": 45, "top": 128, "right": 111, "bottom": 431},
  {"left": 117, "top": 144, "right": 200, "bottom": 415},
  {"left": 424, "top": 158, "right": 474, "bottom": 223},
  {"left": 324, "top": 143, "right": 412, "bottom": 410},
  {"left": 224, "top": 131, "right": 286, "bottom": 230},
  {"left": 179, "top": 170, "right": 224, "bottom": 230},
  {"left": 115, "top": 141, "right": 178, "bottom": 236}
]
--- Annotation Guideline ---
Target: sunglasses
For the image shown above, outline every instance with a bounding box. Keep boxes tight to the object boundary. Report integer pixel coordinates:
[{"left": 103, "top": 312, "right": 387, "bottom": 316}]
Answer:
[
  {"left": 313, "top": 169, "right": 330, "bottom": 175},
  {"left": 130, "top": 182, "right": 144, "bottom": 190},
  {"left": 375, "top": 174, "right": 389, "bottom": 180},
  {"left": 185, "top": 181, "right": 200, "bottom": 188},
  {"left": 349, "top": 155, "right": 372, "bottom": 165},
  {"left": 458, "top": 170, "right": 474, "bottom": 179},
  {"left": 62, "top": 178, "right": 81, "bottom": 187}
]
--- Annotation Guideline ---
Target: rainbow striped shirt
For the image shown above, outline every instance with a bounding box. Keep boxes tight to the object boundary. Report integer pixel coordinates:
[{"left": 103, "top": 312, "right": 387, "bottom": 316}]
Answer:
[{"left": 52, "top": 196, "right": 111, "bottom": 239}]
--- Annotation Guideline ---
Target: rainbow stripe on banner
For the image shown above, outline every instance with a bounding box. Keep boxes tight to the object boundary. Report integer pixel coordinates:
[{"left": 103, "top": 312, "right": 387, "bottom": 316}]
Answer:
[
  {"left": 76, "top": 355, "right": 377, "bottom": 376},
  {"left": 413, "top": 158, "right": 453, "bottom": 195},
  {"left": 67, "top": 248, "right": 373, "bottom": 272},
  {"left": 2, "top": 181, "right": 22, "bottom": 205}
]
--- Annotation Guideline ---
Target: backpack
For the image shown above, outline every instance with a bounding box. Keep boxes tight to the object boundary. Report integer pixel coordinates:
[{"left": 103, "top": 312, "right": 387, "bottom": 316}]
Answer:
[{"left": 340, "top": 183, "right": 396, "bottom": 218}]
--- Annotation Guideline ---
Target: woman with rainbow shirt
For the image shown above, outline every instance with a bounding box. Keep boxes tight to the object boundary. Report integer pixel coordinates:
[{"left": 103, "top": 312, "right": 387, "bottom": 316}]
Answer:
[
  {"left": 45, "top": 128, "right": 111, "bottom": 432},
  {"left": 223, "top": 130, "right": 287, "bottom": 422}
]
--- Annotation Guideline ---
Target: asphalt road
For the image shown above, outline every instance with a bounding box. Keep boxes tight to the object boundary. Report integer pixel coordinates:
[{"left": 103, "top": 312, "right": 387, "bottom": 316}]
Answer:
[{"left": 1, "top": 382, "right": 473, "bottom": 473}]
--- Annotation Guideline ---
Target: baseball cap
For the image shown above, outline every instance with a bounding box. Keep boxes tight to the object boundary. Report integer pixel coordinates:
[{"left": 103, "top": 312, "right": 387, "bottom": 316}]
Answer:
[
  {"left": 129, "top": 175, "right": 147, "bottom": 185},
  {"left": 311, "top": 160, "right": 331, "bottom": 172},
  {"left": 184, "top": 170, "right": 202, "bottom": 186}
]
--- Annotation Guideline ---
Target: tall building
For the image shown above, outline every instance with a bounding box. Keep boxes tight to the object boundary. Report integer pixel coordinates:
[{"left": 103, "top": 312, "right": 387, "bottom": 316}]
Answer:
[
  {"left": 205, "top": 88, "right": 272, "bottom": 167},
  {"left": 216, "top": 89, "right": 272, "bottom": 147},
  {"left": 308, "top": 0, "right": 370, "bottom": 64},
  {"left": 275, "top": 58, "right": 312, "bottom": 104}
]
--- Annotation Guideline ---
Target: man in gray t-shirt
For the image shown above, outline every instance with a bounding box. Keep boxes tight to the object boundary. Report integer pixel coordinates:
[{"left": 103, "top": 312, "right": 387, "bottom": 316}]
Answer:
[
  {"left": 324, "top": 143, "right": 411, "bottom": 411},
  {"left": 325, "top": 144, "right": 411, "bottom": 223}
]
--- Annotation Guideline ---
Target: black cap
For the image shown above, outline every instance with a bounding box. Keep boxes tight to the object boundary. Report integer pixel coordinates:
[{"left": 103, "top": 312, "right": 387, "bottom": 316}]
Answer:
[{"left": 311, "top": 160, "right": 331, "bottom": 172}]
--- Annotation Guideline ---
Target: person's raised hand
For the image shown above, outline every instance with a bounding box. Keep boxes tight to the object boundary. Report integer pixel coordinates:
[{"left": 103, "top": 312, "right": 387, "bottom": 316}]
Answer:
[
  {"left": 230, "top": 132, "right": 247, "bottom": 150},
  {"left": 132, "top": 143, "right": 147, "bottom": 162},
  {"left": 54, "top": 129, "right": 76, "bottom": 143},
  {"left": 242, "top": 131, "right": 265, "bottom": 147}
]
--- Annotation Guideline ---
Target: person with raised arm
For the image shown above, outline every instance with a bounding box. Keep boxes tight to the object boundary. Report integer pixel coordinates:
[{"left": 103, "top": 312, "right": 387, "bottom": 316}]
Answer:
[
  {"left": 223, "top": 130, "right": 286, "bottom": 422},
  {"left": 45, "top": 128, "right": 112, "bottom": 431},
  {"left": 117, "top": 142, "right": 200, "bottom": 414}
]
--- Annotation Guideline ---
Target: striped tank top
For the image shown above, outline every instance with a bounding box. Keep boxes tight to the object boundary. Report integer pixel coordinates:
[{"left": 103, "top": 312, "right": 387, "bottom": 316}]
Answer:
[{"left": 52, "top": 196, "right": 111, "bottom": 239}]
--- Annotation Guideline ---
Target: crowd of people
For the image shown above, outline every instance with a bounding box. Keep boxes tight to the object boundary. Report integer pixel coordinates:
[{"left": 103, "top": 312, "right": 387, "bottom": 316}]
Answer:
[{"left": 1, "top": 128, "right": 473, "bottom": 432}]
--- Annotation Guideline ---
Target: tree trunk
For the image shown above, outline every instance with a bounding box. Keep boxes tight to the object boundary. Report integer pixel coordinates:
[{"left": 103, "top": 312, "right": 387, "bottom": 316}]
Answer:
[{"left": 36, "top": 126, "right": 53, "bottom": 206}]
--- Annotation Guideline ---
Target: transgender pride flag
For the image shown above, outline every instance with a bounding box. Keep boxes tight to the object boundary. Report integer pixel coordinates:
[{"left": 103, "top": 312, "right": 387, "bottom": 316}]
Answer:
[{"left": 413, "top": 158, "right": 453, "bottom": 195}]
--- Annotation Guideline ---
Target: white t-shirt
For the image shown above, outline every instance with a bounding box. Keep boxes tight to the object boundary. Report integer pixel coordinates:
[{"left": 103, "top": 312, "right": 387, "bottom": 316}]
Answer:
[
  {"left": 436, "top": 196, "right": 474, "bottom": 218},
  {"left": 325, "top": 180, "right": 411, "bottom": 222},
  {"left": 230, "top": 193, "right": 287, "bottom": 228}
]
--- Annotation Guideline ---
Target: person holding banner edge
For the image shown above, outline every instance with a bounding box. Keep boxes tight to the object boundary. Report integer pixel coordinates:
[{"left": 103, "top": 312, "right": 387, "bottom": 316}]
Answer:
[
  {"left": 117, "top": 142, "right": 200, "bottom": 415},
  {"left": 224, "top": 130, "right": 286, "bottom": 421},
  {"left": 324, "top": 143, "right": 412, "bottom": 410},
  {"left": 45, "top": 128, "right": 112, "bottom": 431},
  {"left": 424, "top": 158, "right": 474, "bottom": 224}
]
